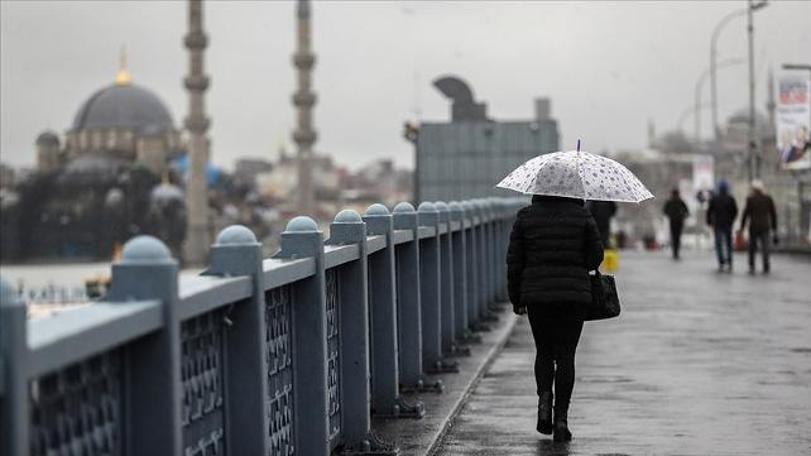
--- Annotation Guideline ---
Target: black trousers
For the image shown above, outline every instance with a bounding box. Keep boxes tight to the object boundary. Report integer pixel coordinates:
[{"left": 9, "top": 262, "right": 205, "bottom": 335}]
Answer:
[
  {"left": 748, "top": 229, "right": 771, "bottom": 271},
  {"left": 527, "top": 307, "right": 584, "bottom": 415},
  {"left": 669, "top": 221, "right": 684, "bottom": 258}
]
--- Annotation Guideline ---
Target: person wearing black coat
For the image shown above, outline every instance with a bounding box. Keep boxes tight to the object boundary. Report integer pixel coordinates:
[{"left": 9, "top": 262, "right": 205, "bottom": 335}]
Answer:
[
  {"left": 739, "top": 180, "right": 778, "bottom": 274},
  {"left": 585, "top": 200, "right": 617, "bottom": 247},
  {"left": 506, "top": 195, "right": 604, "bottom": 442},
  {"left": 663, "top": 189, "right": 690, "bottom": 260},
  {"left": 706, "top": 180, "right": 738, "bottom": 272}
]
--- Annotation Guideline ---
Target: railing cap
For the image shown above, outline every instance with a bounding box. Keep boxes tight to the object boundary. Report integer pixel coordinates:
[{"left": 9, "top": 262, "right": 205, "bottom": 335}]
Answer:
[
  {"left": 393, "top": 202, "right": 416, "bottom": 213},
  {"left": 120, "top": 235, "right": 173, "bottom": 264},
  {"left": 215, "top": 225, "right": 258, "bottom": 245},
  {"left": 448, "top": 201, "right": 463, "bottom": 212},
  {"left": 364, "top": 203, "right": 390, "bottom": 216},
  {"left": 333, "top": 209, "right": 362, "bottom": 223},
  {"left": 417, "top": 201, "right": 438, "bottom": 213},
  {"left": 286, "top": 216, "right": 319, "bottom": 232},
  {"left": 434, "top": 201, "right": 449, "bottom": 212}
]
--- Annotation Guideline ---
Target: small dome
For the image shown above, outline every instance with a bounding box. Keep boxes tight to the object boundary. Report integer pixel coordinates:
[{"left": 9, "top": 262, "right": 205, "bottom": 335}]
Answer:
[
  {"left": 150, "top": 182, "right": 184, "bottom": 203},
  {"left": 36, "top": 130, "right": 60, "bottom": 147},
  {"left": 72, "top": 83, "right": 174, "bottom": 134}
]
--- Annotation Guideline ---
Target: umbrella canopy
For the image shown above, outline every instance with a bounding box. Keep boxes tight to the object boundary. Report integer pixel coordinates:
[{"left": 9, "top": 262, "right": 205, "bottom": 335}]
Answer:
[{"left": 496, "top": 149, "right": 654, "bottom": 203}]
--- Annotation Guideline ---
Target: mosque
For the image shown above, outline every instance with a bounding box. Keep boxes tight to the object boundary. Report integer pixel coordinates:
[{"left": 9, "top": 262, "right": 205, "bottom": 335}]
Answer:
[
  {"left": 36, "top": 57, "right": 182, "bottom": 177},
  {"left": 6, "top": 57, "right": 191, "bottom": 261}
]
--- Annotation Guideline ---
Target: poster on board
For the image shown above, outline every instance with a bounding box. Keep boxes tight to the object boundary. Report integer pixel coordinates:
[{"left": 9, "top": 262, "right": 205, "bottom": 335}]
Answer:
[{"left": 776, "top": 76, "right": 811, "bottom": 170}]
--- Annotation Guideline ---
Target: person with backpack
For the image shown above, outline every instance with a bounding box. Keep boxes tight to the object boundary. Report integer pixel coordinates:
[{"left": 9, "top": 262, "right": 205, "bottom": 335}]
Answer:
[{"left": 706, "top": 180, "right": 738, "bottom": 272}]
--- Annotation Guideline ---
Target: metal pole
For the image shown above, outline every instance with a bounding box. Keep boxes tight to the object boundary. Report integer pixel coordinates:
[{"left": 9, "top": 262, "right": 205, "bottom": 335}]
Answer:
[
  {"left": 747, "top": 0, "right": 756, "bottom": 181},
  {"left": 697, "top": 59, "right": 744, "bottom": 145},
  {"left": 710, "top": 9, "right": 746, "bottom": 141}
]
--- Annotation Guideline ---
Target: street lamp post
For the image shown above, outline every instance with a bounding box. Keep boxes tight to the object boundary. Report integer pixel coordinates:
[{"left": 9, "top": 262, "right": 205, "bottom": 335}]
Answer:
[
  {"left": 696, "top": 58, "right": 743, "bottom": 145},
  {"left": 747, "top": 0, "right": 769, "bottom": 181},
  {"left": 710, "top": 9, "right": 746, "bottom": 141}
]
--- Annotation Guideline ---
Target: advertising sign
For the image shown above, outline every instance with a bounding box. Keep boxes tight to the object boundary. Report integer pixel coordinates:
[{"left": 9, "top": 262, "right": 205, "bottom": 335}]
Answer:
[{"left": 776, "top": 76, "right": 811, "bottom": 170}]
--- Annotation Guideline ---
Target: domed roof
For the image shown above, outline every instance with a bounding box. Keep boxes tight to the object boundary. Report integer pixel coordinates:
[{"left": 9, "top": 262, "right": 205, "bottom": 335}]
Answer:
[
  {"left": 71, "top": 83, "right": 174, "bottom": 134},
  {"left": 36, "top": 130, "right": 60, "bottom": 147}
]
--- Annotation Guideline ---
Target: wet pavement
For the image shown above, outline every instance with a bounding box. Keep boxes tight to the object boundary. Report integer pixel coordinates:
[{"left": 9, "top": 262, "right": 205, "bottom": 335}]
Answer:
[{"left": 434, "top": 251, "right": 811, "bottom": 456}]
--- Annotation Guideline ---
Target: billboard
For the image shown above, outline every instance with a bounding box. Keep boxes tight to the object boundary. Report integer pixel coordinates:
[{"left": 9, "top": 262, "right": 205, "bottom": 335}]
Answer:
[{"left": 776, "top": 76, "right": 811, "bottom": 170}]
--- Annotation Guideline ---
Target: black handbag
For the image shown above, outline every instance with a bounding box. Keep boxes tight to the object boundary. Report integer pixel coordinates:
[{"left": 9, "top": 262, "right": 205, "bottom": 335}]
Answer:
[{"left": 585, "top": 270, "right": 620, "bottom": 321}]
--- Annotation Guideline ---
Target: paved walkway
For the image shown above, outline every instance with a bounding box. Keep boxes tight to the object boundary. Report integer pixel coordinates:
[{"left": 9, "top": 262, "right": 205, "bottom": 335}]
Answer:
[{"left": 435, "top": 251, "right": 811, "bottom": 456}]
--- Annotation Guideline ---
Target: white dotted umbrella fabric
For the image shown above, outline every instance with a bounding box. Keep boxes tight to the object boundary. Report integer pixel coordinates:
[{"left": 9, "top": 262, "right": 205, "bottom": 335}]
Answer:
[{"left": 496, "top": 150, "right": 654, "bottom": 203}]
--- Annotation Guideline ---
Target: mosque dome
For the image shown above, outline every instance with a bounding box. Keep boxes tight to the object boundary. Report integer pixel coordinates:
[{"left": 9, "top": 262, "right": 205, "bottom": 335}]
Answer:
[
  {"left": 71, "top": 81, "right": 174, "bottom": 134},
  {"left": 36, "top": 130, "right": 60, "bottom": 147}
]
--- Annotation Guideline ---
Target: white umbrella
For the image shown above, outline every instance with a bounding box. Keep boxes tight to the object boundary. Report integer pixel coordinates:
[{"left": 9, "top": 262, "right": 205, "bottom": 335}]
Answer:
[{"left": 496, "top": 144, "right": 654, "bottom": 203}]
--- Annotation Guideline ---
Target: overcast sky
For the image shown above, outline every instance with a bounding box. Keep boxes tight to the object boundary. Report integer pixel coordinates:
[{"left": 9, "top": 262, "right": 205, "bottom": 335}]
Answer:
[{"left": 1, "top": 0, "right": 809, "bottom": 171}]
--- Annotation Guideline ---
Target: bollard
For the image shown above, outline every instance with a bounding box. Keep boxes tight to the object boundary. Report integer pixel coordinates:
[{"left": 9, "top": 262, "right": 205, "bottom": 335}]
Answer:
[
  {"left": 363, "top": 204, "right": 425, "bottom": 419},
  {"left": 327, "top": 210, "right": 398, "bottom": 454},
  {"left": 204, "top": 225, "right": 268, "bottom": 455},
  {"left": 274, "top": 216, "right": 330, "bottom": 456},
  {"left": 107, "top": 235, "right": 183, "bottom": 455},
  {"left": 1, "top": 277, "right": 29, "bottom": 456}
]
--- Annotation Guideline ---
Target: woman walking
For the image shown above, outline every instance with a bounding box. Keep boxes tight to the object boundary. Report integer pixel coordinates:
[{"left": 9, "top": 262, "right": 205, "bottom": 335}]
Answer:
[
  {"left": 498, "top": 144, "right": 652, "bottom": 442},
  {"left": 506, "top": 194, "right": 604, "bottom": 442}
]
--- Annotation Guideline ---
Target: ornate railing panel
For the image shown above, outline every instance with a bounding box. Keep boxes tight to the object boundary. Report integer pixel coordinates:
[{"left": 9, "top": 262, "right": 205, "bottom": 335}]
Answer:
[
  {"left": 29, "top": 350, "right": 123, "bottom": 456},
  {"left": 265, "top": 285, "right": 295, "bottom": 456},
  {"left": 180, "top": 309, "right": 226, "bottom": 456}
]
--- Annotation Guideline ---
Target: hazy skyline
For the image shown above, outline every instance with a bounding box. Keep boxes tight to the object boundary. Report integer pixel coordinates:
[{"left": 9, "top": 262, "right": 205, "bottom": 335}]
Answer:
[{"left": 1, "top": 0, "right": 809, "bottom": 171}]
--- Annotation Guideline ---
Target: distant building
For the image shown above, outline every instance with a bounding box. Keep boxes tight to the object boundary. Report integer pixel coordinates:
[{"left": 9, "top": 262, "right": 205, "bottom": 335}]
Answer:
[
  {"left": 413, "top": 75, "right": 559, "bottom": 202},
  {"left": 1, "top": 59, "right": 189, "bottom": 262}
]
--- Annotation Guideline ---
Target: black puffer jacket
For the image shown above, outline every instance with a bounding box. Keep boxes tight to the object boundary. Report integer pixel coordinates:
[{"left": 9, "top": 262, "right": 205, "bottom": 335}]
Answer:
[{"left": 506, "top": 195, "right": 604, "bottom": 319}]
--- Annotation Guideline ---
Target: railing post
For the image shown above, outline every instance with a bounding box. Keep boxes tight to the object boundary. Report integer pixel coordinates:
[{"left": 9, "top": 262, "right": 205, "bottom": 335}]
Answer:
[
  {"left": 461, "top": 202, "right": 483, "bottom": 333},
  {"left": 434, "top": 201, "right": 463, "bottom": 358},
  {"left": 448, "top": 202, "right": 472, "bottom": 344},
  {"left": 392, "top": 202, "right": 442, "bottom": 393},
  {"left": 1, "top": 277, "right": 29, "bottom": 456},
  {"left": 275, "top": 216, "right": 329, "bottom": 456},
  {"left": 107, "top": 235, "right": 183, "bottom": 456},
  {"left": 327, "top": 210, "right": 397, "bottom": 454},
  {"left": 204, "top": 225, "right": 268, "bottom": 455},
  {"left": 363, "top": 204, "right": 425, "bottom": 418},
  {"left": 418, "top": 202, "right": 458, "bottom": 374},
  {"left": 475, "top": 200, "right": 498, "bottom": 323}
]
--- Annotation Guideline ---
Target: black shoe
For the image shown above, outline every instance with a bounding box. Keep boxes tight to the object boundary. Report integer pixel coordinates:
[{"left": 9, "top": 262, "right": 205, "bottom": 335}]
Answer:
[
  {"left": 553, "top": 408, "right": 572, "bottom": 442},
  {"left": 537, "top": 392, "right": 553, "bottom": 435}
]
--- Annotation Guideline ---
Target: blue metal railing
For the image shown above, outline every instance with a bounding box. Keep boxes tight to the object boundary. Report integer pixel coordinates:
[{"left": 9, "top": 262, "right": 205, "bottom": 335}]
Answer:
[{"left": 0, "top": 197, "right": 524, "bottom": 456}]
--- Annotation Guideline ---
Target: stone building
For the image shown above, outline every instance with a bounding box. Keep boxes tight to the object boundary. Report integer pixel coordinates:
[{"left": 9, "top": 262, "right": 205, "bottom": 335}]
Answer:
[
  {"left": 1, "top": 62, "right": 187, "bottom": 262},
  {"left": 413, "top": 75, "right": 559, "bottom": 202}
]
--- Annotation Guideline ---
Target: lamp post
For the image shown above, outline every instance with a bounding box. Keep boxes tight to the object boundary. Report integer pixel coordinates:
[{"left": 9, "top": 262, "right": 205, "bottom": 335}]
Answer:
[
  {"left": 747, "top": 0, "right": 769, "bottom": 181},
  {"left": 710, "top": 8, "right": 746, "bottom": 141},
  {"left": 696, "top": 58, "right": 743, "bottom": 145}
]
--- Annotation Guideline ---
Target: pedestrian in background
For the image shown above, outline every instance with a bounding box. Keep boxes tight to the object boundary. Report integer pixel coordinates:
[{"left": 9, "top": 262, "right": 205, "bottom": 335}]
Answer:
[
  {"left": 663, "top": 188, "right": 689, "bottom": 260},
  {"left": 586, "top": 200, "right": 617, "bottom": 247},
  {"left": 507, "top": 195, "right": 604, "bottom": 442},
  {"left": 706, "top": 180, "right": 738, "bottom": 272},
  {"left": 739, "top": 180, "right": 778, "bottom": 274}
]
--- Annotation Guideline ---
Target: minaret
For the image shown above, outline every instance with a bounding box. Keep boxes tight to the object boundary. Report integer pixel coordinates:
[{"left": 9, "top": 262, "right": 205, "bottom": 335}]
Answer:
[
  {"left": 293, "top": 0, "right": 317, "bottom": 214},
  {"left": 183, "top": 0, "right": 211, "bottom": 266}
]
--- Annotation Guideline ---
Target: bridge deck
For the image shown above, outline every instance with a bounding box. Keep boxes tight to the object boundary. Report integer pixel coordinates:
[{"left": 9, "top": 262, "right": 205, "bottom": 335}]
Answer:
[{"left": 435, "top": 251, "right": 811, "bottom": 456}]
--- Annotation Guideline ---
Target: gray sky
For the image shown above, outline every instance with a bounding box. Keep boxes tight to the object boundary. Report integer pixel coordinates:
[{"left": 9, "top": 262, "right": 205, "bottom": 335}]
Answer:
[{"left": 1, "top": 0, "right": 809, "bottom": 171}]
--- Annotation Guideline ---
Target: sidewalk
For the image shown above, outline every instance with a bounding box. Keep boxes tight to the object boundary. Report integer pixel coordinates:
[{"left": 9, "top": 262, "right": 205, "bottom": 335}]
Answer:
[{"left": 434, "top": 251, "right": 811, "bottom": 456}]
